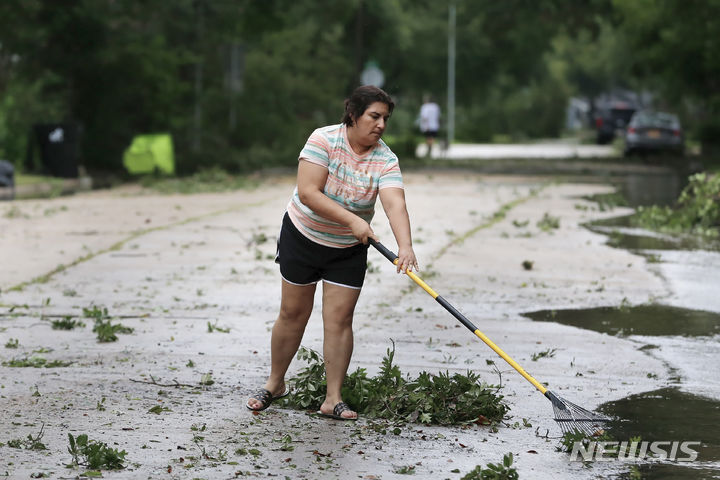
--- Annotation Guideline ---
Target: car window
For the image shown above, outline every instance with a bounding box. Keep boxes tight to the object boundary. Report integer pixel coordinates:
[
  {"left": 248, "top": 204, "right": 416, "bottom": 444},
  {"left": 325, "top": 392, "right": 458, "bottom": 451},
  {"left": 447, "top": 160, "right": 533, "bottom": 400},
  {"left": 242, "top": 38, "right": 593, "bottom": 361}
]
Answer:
[
  {"left": 632, "top": 112, "right": 678, "bottom": 128},
  {"left": 611, "top": 108, "right": 635, "bottom": 124}
]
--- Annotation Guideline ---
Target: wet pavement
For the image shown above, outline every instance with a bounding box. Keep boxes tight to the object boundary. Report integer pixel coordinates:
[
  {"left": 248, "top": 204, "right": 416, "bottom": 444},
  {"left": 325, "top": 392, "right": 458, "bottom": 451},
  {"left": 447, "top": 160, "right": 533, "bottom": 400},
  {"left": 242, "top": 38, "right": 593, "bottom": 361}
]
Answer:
[
  {"left": 522, "top": 166, "right": 720, "bottom": 479},
  {"left": 0, "top": 168, "right": 718, "bottom": 479}
]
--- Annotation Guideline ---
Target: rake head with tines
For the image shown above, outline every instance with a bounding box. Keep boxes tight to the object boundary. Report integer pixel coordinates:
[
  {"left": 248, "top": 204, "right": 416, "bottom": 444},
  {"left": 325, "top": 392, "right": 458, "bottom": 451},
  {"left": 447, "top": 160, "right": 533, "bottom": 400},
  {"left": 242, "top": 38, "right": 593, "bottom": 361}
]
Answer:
[{"left": 545, "top": 391, "right": 611, "bottom": 436}]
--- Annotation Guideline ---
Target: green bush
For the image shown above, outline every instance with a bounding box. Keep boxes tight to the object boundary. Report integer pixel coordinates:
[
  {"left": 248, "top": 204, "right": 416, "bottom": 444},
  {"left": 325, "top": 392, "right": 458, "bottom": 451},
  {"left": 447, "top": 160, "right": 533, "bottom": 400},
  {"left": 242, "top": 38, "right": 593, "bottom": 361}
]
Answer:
[
  {"left": 383, "top": 132, "right": 423, "bottom": 161},
  {"left": 633, "top": 172, "right": 720, "bottom": 237},
  {"left": 456, "top": 75, "right": 567, "bottom": 142}
]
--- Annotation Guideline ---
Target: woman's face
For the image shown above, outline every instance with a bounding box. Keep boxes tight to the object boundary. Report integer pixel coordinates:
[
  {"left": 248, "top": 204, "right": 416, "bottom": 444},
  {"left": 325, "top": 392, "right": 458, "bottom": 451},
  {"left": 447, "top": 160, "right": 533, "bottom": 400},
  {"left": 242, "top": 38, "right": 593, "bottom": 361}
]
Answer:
[{"left": 351, "top": 101, "right": 391, "bottom": 147}]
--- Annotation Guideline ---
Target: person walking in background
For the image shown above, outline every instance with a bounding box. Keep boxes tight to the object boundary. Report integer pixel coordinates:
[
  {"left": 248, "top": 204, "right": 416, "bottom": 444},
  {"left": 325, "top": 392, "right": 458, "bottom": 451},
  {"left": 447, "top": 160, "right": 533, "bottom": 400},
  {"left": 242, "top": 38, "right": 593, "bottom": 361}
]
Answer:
[
  {"left": 246, "top": 85, "right": 419, "bottom": 421},
  {"left": 419, "top": 95, "right": 441, "bottom": 156}
]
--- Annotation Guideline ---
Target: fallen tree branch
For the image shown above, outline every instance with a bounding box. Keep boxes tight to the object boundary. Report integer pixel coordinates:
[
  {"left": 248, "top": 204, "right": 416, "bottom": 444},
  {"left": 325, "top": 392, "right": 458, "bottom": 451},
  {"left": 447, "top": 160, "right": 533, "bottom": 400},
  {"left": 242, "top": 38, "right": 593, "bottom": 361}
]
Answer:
[{"left": 129, "top": 375, "right": 202, "bottom": 389}]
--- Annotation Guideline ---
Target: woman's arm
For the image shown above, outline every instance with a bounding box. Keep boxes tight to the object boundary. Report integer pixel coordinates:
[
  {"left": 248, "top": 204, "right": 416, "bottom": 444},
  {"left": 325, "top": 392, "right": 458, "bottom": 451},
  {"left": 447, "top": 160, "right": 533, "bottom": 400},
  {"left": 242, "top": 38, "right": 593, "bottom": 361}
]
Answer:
[
  {"left": 296, "top": 160, "right": 376, "bottom": 244},
  {"left": 379, "top": 187, "right": 418, "bottom": 273}
]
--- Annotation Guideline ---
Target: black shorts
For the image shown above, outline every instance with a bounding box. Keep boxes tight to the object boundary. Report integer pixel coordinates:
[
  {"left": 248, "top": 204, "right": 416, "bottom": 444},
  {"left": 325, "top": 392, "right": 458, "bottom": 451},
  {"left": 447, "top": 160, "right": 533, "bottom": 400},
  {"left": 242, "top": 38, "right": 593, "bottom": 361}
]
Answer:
[
  {"left": 276, "top": 213, "right": 368, "bottom": 289},
  {"left": 423, "top": 130, "right": 439, "bottom": 138}
]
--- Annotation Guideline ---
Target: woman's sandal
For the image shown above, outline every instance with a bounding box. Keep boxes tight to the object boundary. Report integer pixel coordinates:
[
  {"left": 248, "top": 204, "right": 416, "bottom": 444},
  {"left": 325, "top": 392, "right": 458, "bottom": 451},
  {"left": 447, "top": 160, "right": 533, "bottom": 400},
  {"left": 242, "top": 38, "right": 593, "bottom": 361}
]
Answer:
[
  {"left": 317, "top": 401, "right": 358, "bottom": 421},
  {"left": 245, "top": 387, "right": 289, "bottom": 411}
]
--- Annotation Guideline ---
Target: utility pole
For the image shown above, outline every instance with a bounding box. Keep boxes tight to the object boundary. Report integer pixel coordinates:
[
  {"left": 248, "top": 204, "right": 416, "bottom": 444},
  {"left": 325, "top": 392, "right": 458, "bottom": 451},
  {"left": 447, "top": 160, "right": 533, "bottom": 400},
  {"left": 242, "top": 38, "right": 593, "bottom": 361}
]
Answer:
[
  {"left": 193, "top": 0, "right": 205, "bottom": 153},
  {"left": 354, "top": 0, "right": 365, "bottom": 87},
  {"left": 447, "top": 0, "right": 456, "bottom": 146}
]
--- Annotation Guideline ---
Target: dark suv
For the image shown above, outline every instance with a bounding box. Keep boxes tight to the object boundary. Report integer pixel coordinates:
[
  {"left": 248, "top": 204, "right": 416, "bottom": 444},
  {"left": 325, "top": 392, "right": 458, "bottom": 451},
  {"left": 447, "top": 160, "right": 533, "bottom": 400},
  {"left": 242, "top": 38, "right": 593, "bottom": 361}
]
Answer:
[{"left": 594, "top": 103, "right": 637, "bottom": 144}]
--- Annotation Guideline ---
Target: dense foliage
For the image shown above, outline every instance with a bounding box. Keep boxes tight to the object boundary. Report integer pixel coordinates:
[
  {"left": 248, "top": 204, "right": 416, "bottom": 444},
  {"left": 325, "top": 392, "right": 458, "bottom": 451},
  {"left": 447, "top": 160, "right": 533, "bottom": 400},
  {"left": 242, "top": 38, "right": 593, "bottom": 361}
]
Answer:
[
  {"left": 1, "top": 0, "right": 718, "bottom": 173},
  {"left": 612, "top": 0, "right": 720, "bottom": 147},
  {"left": 283, "top": 344, "right": 509, "bottom": 425},
  {"left": 633, "top": 172, "right": 720, "bottom": 237}
]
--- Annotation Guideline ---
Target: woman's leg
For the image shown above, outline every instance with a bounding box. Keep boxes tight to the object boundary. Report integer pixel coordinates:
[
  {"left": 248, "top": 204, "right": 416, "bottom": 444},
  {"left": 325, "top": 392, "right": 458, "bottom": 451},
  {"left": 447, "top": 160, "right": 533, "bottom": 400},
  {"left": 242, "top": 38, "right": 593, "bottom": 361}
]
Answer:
[
  {"left": 247, "top": 279, "right": 316, "bottom": 409},
  {"left": 319, "top": 281, "right": 361, "bottom": 419}
]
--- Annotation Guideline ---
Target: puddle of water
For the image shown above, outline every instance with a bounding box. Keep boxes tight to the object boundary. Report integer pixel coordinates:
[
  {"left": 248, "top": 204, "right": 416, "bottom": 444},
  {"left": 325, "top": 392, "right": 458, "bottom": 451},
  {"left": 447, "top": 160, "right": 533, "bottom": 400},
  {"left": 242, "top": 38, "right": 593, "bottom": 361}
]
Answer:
[
  {"left": 620, "top": 172, "right": 687, "bottom": 208},
  {"left": 586, "top": 215, "right": 720, "bottom": 252},
  {"left": 616, "top": 464, "right": 720, "bottom": 480},
  {"left": 601, "top": 228, "right": 689, "bottom": 251},
  {"left": 522, "top": 305, "right": 720, "bottom": 337},
  {"left": 583, "top": 170, "right": 720, "bottom": 252},
  {"left": 601, "top": 387, "right": 720, "bottom": 479}
]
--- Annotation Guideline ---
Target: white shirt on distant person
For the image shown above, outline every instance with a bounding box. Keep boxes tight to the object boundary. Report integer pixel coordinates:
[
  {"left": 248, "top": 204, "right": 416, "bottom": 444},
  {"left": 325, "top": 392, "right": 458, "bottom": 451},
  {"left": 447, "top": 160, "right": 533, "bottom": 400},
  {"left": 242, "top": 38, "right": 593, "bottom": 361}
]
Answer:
[{"left": 419, "top": 102, "right": 441, "bottom": 133}]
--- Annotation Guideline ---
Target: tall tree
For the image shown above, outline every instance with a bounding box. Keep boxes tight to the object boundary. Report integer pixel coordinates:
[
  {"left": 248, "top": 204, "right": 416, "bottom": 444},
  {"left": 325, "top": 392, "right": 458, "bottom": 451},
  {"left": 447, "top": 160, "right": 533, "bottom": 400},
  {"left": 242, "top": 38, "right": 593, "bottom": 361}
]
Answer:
[{"left": 614, "top": 0, "right": 720, "bottom": 147}]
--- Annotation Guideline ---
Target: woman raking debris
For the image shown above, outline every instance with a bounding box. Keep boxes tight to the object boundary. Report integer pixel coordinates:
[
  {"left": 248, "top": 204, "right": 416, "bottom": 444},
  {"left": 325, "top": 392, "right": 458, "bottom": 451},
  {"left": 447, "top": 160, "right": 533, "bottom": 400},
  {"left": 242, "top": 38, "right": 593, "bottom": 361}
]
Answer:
[{"left": 246, "top": 86, "right": 419, "bottom": 420}]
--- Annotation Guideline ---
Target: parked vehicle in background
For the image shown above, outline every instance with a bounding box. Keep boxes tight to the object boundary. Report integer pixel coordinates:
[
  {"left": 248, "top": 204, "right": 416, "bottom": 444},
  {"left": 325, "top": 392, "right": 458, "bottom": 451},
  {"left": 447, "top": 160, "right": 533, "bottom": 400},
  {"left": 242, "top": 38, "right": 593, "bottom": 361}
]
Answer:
[
  {"left": 624, "top": 111, "right": 684, "bottom": 156},
  {"left": 594, "top": 102, "right": 637, "bottom": 144}
]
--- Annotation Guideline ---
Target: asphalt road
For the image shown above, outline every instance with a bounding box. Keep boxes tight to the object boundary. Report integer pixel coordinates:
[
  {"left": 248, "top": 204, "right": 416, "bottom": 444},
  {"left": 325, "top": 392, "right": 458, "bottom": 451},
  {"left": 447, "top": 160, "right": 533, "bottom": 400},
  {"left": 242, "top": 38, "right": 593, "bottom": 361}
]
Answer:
[{"left": 418, "top": 142, "right": 616, "bottom": 159}]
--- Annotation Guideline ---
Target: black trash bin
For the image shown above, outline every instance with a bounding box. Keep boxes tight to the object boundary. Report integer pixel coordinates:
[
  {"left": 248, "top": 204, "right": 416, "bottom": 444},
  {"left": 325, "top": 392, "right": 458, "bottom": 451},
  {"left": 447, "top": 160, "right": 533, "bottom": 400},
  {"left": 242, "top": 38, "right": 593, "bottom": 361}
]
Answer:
[
  {"left": 0, "top": 159, "right": 14, "bottom": 200},
  {"left": 28, "top": 123, "right": 80, "bottom": 178}
]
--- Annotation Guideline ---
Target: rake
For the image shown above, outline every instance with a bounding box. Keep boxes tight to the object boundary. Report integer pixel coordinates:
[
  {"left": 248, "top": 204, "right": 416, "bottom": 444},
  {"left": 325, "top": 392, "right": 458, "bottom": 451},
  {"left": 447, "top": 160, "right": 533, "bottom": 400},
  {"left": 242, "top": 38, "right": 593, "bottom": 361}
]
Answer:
[{"left": 369, "top": 239, "right": 609, "bottom": 435}]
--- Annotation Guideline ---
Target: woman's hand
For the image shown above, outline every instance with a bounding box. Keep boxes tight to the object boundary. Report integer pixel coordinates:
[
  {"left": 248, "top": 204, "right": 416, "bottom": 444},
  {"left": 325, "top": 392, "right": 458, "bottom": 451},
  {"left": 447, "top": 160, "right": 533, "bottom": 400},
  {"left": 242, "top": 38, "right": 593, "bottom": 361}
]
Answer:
[
  {"left": 396, "top": 245, "right": 419, "bottom": 274},
  {"left": 350, "top": 217, "right": 376, "bottom": 245}
]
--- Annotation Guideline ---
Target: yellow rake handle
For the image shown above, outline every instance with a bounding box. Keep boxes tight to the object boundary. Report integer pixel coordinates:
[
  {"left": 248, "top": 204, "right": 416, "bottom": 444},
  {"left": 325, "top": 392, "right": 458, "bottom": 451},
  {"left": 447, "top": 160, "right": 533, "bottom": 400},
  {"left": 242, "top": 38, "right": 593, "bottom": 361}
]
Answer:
[{"left": 369, "top": 239, "right": 547, "bottom": 395}]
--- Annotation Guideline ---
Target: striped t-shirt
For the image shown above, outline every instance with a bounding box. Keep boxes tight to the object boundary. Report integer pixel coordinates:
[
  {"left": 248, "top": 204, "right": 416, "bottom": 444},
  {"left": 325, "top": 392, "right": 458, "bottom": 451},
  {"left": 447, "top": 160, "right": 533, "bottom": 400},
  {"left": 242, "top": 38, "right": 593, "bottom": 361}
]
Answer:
[{"left": 287, "top": 123, "right": 404, "bottom": 247}]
